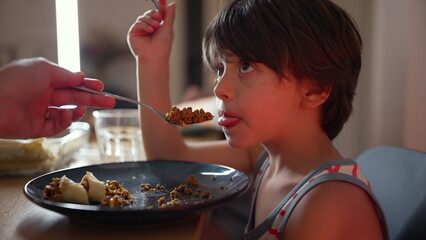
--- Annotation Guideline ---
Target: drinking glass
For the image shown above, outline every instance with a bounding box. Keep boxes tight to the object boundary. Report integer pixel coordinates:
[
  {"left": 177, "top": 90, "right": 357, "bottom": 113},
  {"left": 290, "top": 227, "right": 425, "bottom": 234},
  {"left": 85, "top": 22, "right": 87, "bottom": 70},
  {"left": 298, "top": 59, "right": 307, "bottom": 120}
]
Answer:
[{"left": 92, "top": 109, "right": 145, "bottom": 163}]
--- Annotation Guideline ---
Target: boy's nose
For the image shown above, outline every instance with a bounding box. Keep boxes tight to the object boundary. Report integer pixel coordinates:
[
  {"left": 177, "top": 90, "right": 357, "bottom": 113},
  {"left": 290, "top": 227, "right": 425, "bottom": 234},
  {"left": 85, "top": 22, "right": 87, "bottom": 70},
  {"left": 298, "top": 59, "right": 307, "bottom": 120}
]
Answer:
[{"left": 214, "top": 74, "right": 234, "bottom": 101}]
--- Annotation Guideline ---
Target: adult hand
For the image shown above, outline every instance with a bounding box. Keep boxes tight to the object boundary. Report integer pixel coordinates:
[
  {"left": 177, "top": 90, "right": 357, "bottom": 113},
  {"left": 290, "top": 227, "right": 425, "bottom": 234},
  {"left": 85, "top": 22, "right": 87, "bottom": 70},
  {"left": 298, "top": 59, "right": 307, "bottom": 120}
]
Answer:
[{"left": 0, "top": 57, "right": 115, "bottom": 139}]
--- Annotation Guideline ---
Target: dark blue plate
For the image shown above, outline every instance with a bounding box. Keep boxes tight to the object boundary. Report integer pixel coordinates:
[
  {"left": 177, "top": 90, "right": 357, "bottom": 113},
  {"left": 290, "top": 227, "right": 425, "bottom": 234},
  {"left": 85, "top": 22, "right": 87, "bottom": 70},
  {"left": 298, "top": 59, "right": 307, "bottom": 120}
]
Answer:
[{"left": 24, "top": 160, "right": 249, "bottom": 225}]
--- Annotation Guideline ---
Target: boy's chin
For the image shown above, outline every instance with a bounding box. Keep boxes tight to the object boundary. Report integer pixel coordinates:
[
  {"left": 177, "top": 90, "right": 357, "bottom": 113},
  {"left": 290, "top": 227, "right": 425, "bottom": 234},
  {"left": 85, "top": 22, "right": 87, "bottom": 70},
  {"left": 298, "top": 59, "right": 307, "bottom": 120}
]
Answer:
[{"left": 225, "top": 135, "right": 255, "bottom": 149}]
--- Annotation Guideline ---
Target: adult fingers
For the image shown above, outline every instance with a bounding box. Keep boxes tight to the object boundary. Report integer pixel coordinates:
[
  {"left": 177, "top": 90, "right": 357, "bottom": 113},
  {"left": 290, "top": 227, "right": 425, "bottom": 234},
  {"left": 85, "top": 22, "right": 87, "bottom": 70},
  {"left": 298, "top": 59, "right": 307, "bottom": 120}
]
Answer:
[
  {"left": 81, "top": 78, "right": 105, "bottom": 91},
  {"left": 43, "top": 108, "right": 73, "bottom": 136},
  {"left": 46, "top": 106, "right": 86, "bottom": 126},
  {"left": 48, "top": 63, "right": 85, "bottom": 88},
  {"left": 70, "top": 106, "right": 87, "bottom": 121},
  {"left": 50, "top": 89, "right": 116, "bottom": 108}
]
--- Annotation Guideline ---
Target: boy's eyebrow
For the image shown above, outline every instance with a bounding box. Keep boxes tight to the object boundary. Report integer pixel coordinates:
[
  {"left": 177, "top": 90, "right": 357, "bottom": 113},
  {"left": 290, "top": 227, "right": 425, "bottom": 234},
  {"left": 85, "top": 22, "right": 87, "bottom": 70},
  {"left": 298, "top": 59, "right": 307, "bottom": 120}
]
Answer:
[{"left": 221, "top": 53, "right": 240, "bottom": 64}]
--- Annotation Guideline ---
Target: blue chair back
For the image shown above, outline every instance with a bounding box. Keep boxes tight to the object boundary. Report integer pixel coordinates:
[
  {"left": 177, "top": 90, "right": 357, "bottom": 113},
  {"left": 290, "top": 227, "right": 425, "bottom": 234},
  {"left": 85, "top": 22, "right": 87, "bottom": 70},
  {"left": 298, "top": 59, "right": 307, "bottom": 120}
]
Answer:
[{"left": 356, "top": 146, "right": 426, "bottom": 240}]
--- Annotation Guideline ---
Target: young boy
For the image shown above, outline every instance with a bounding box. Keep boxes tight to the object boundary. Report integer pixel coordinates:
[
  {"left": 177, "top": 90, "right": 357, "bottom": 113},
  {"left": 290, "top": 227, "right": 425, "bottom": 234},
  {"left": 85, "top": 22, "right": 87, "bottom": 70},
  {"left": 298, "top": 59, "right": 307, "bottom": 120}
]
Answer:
[{"left": 128, "top": 0, "right": 388, "bottom": 239}]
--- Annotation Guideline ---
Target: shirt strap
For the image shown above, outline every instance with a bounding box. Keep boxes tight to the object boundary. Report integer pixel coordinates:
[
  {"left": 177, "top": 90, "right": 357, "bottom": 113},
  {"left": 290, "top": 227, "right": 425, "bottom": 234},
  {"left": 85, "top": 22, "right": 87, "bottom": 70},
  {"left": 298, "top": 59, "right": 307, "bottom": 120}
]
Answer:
[{"left": 277, "top": 172, "right": 390, "bottom": 240}]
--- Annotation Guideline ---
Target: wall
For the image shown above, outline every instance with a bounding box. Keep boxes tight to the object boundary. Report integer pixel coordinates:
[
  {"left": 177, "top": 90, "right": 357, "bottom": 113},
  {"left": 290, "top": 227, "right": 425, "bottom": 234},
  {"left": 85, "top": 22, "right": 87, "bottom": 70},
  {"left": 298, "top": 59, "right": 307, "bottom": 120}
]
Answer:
[
  {"left": 403, "top": 0, "right": 426, "bottom": 152},
  {"left": 333, "top": 0, "right": 426, "bottom": 157},
  {"left": 0, "top": 0, "right": 57, "bottom": 64}
]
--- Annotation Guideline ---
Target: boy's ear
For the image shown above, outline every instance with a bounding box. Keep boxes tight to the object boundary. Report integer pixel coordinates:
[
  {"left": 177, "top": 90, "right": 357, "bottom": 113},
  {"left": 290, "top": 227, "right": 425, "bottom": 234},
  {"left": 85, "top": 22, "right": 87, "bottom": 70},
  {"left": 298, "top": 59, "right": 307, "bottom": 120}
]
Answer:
[{"left": 300, "top": 83, "right": 331, "bottom": 109}]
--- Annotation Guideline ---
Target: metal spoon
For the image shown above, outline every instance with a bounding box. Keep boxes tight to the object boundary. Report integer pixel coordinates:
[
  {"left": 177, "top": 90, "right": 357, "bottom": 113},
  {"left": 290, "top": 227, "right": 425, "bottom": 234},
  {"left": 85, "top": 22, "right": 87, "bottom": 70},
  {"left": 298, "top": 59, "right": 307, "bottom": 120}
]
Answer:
[
  {"left": 72, "top": 86, "right": 175, "bottom": 126},
  {"left": 149, "top": 0, "right": 160, "bottom": 10},
  {"left": 72, "top": 86, "right": 213, "bottom": 127}
]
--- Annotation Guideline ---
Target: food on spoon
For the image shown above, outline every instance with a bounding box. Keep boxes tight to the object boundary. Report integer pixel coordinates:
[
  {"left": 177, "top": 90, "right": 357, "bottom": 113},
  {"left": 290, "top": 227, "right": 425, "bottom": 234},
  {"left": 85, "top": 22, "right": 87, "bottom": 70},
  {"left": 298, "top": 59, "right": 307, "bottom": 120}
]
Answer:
[
  {"left": 80, "top": 171, "right": 106, "bottom": 202},
  {"left": 44, "top": 175, "right": 89, "bottom": 204},
  {"left": 165, "top": 106, "right": 214, "bottom": 127},
  {"left": 44, "top": 172, "right": 132, "bottom": 207}
]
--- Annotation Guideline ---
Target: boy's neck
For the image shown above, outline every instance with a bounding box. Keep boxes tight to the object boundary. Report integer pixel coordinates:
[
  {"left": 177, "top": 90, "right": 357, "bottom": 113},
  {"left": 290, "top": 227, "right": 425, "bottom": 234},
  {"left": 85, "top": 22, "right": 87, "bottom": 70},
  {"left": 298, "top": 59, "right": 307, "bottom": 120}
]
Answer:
[{"left": 263, "top": 128, "right": 342, "bottom": 176}]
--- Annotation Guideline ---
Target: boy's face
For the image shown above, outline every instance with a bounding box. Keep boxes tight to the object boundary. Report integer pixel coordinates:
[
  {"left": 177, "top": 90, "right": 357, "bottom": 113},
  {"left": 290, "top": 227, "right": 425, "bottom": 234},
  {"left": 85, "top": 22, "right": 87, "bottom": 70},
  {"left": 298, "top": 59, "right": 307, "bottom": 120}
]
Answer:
[{"left": 213, "top": 54, "right": 306, "bottom": 149}]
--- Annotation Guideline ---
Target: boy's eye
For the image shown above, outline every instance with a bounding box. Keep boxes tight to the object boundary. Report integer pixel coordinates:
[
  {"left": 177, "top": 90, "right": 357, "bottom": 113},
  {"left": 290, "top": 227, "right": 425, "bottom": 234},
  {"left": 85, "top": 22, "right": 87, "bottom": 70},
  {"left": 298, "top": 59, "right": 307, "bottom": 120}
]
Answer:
[
  {"left": 216, "top": 64, "right": 225, "bottom": 78},
  {"left": 240, "top": 62, "right": 254, "bottom": 74}
]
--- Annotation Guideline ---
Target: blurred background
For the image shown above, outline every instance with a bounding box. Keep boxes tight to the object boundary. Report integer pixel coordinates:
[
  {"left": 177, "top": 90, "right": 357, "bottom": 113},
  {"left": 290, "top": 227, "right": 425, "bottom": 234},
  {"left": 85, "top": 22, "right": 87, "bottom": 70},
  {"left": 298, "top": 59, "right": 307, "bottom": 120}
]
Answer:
[{"left": 0, "top": 0, "right": 425, "bottom": 158}]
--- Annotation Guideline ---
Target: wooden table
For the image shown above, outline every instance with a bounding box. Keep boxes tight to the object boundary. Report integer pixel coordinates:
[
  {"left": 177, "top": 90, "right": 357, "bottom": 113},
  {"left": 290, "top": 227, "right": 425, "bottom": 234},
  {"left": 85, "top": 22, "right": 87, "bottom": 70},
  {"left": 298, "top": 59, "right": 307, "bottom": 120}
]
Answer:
[
  {"left": 0, "top": 144, "right": 209, "bottom": 240},
  {"left": 0, "top": 176, "right": 208, "bottom": 240}
]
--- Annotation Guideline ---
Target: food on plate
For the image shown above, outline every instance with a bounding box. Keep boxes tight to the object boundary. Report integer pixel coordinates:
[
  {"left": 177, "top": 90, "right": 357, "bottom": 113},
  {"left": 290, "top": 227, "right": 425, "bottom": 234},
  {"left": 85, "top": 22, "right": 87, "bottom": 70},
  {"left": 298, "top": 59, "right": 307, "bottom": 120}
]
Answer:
[
  {"left": 44, "top": 171, "right": 222, "bottom": 209},
  {"left": 0, "top": 138, "right": 57, "bottom": 172},
  {"left": 169, "top": 189, "right": 180, "bottom": 199},
  {"left": 174, "top": 184, "right": 193, "bottom": 195},
  {"left": 140, "top": 183, "right": 152, "bottom": 190},
  {"left": 160, "top": 198, "right": 182, "bottom": 208},
  {"left": 157, "top": 196, "right": 167, "bottom": 205},
  {"left": 187, "top": 174, "right": 199, "bottom": 186},
  {"left": 141, "top": 174, "right": 216, "bottom": 209},
  {"left": 165, "top": 106, "right": 214, "bottom": 127},
  {"left": 44, "top": 171, "right": 132, "bottom": 207},
  {"left": 102, "top": 180, "right": 133, "bottom": 207},
  {"left": 169, "top": 184, "right": 193, "bottom": 199},
  {"left": 201, "top": 191, "right": 214, "bottom": 200},
  {"left": 80, "top": 171, "right": 106, "bottom": 202},
  {"left": 44, "top": 175, "right": 89, "bottom": 204}
]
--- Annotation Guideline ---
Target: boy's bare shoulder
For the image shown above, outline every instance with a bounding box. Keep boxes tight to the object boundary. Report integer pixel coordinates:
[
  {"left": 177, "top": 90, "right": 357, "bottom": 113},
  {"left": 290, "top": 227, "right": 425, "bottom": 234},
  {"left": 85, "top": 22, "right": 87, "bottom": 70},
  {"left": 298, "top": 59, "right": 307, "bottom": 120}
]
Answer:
[{"left": 284, "top": 181, "right": 383, "bottom": 240}]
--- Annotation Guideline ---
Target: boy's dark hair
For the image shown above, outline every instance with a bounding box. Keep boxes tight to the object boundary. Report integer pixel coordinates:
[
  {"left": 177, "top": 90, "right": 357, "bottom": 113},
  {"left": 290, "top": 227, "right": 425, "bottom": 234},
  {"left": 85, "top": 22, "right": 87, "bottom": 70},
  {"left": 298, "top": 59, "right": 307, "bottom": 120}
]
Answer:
[{"left": 203, "top": 0, "right": 362, "bottom": 140}]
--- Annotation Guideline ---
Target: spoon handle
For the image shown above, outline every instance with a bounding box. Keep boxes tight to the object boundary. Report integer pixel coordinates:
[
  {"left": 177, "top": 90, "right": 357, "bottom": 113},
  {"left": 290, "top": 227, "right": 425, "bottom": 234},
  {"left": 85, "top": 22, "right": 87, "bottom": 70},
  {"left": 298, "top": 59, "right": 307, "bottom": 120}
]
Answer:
[
  {"left": 72, "top": 86, "right": 171, "bottom": 125},
  {"left": 149, "top": 0, "right": 160, "bottom": 10}
]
